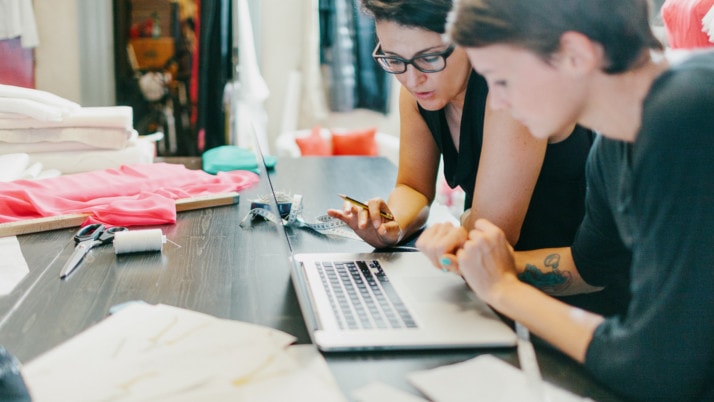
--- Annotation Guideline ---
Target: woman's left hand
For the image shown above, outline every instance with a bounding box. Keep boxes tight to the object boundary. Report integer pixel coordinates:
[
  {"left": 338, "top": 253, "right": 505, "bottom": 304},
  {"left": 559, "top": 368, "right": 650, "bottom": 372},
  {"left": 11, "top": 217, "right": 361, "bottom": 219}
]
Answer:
[
  {"left": 457, "top": 219, "right": 518, "bottom": 303},
  {"left": 415, "top": 222, "right": 468, "bottom": 273}
]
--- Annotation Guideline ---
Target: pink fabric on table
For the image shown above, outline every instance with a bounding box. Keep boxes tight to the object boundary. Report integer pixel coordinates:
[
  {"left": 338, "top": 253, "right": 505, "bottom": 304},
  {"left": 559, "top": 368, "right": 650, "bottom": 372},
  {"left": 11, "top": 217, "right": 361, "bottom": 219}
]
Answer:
[{"left": 0, "top": 163, "right": 259, "bottom": 227}]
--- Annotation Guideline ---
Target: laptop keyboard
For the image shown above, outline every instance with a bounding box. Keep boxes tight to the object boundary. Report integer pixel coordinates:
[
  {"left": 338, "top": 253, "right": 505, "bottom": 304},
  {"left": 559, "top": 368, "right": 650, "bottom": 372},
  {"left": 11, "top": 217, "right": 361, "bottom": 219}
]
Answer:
[{"left": 316, "top": 259, "right": 418, "bottom": 330}]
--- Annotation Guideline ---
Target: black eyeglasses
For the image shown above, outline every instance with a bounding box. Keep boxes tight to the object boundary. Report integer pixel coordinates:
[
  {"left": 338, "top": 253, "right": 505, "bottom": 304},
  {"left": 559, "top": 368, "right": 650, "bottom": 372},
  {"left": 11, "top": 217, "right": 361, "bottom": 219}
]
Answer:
[{"left": 372, "top": 43, "right": 455, "bottom": 74}]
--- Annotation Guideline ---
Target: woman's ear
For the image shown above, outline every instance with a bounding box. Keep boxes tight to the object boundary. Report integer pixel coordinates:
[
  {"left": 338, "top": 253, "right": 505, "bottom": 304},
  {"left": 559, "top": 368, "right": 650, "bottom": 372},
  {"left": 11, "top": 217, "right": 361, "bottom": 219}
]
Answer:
[{"left": 558, "top": 31, "right": 602, "bottom": 76}]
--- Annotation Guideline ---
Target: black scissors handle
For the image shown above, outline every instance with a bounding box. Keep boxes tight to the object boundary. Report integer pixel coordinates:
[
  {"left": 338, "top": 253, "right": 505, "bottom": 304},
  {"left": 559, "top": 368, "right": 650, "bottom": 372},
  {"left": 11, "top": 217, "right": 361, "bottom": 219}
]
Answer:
[
  {"left": 61, "top": 225, "right": 129, "bottom": 280},
  {"left": 74, "top": 224, "right": 105, "bottom": 243},
  {"left": 74, "top": 224, "right": 128, "bottom": 245}
]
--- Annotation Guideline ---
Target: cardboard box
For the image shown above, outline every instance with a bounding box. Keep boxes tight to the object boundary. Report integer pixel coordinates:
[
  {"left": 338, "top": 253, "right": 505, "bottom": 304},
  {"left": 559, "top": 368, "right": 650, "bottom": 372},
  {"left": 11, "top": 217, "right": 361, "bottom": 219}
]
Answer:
[{"left": 128, "top": 37, "right": 175, "bottom": 70}]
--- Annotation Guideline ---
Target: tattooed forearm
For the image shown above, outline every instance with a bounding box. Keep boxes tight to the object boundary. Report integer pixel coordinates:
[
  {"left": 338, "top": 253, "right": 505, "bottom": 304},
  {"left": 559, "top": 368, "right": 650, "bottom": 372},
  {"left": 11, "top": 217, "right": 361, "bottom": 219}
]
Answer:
[{"left": 517, "top": 253, "right": 573, "bottom": 293}]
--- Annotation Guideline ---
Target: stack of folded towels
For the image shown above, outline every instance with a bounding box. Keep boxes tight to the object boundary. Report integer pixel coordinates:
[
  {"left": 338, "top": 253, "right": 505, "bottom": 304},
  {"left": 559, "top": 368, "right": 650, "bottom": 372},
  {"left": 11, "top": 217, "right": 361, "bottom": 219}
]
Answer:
[{"left": 0, "top": 84, "right": 155, "bottom": 181}]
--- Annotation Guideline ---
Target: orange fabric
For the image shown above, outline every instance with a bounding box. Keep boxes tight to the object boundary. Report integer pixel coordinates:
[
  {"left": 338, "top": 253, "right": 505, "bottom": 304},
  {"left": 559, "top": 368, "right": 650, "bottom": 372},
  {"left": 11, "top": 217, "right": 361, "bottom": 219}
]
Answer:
[
  {"left": 295, "top": 126, "right": 332, "bottom": 156},
  {"left": 331, "top": 127, "right": 379, "bottom": 156},
  {"left": 662, "top": 0, "right": 714, "bottom": 49},
  {"left": 0, "top": 163, "right": 259, "bottom": 227}
]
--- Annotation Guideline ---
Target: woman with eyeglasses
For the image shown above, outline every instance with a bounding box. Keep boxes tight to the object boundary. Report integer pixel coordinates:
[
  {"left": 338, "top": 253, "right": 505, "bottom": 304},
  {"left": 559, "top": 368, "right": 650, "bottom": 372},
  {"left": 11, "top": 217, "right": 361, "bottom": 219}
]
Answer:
[{"left": 327, "top": 0, "right": 620, "bottom": 313}]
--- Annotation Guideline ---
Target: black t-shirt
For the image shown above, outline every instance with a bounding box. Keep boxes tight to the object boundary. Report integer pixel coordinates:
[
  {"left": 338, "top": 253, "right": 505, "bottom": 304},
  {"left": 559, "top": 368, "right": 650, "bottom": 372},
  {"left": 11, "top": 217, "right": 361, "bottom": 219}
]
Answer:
[
  {"left": 418, "top": 71, "right": 623, "bottom": 315},
  {"left": 419, "top": 72, "right": 594, "bottom": 251},
  {"left": 573, "top": 50, "right": 714, "bottom": 401}
]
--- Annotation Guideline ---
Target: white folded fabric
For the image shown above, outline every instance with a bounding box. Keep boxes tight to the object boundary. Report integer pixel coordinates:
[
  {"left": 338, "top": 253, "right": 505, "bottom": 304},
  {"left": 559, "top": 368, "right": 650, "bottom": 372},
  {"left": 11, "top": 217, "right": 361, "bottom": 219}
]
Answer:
[
  {"left": 26, "top": 137, "right": 155, "bottom": 174},
  {"left": 0, "top": 153, "right": 62, "bottom": 181},
  {"left": 0, "top": 152, "right": 30, "bottom": 182},
  {"left": 0, "top": 98, "right": 69, "bottom": 121},
  {"left": 0, "top": 127, "right": 136, "bottom": 150},
  {"left": 0, "top": 106, "right": 133, "bottom": 130},
  {"left": 0, "top": 84, "right": 80, "bottom": 118}
]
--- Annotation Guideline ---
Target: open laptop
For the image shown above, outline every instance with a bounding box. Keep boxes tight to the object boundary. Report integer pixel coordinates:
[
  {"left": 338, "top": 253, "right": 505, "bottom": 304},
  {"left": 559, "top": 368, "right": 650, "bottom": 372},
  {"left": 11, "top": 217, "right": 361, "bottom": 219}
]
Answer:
[
  {"left": 290, "top": 251, "right": 517, "bottom": 352},
  {"left": 247, "top": 123, "right": 515, "bottom": 352}
]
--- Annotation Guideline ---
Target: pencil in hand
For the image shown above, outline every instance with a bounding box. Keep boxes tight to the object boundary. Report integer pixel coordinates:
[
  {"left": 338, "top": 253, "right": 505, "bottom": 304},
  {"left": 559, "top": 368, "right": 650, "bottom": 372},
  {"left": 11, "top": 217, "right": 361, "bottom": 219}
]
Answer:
[{"left": 338, "top": 194, "right": 394, "bottom": 221}]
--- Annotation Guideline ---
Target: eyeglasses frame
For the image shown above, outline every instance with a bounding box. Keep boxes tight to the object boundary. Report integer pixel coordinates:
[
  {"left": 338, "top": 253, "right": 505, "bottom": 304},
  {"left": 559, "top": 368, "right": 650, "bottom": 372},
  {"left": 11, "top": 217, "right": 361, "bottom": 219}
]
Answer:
[{"left": 371, "top": 43, "right": 456, "bottom": 74}]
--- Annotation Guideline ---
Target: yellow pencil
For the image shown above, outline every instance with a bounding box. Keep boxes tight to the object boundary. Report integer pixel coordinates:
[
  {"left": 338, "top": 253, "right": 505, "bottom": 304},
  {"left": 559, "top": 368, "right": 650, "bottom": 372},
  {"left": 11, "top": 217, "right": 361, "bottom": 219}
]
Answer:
[{"left": 338, "top": 194, "right": 394, "bottom": 221}]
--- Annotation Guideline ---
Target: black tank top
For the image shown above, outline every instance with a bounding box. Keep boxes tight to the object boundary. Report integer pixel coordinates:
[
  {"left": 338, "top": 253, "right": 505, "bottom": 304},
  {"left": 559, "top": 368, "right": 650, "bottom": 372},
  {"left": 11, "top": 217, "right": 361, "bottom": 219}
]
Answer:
[{"left": 419, "top": 71, "right": 594, "bottom": 251}]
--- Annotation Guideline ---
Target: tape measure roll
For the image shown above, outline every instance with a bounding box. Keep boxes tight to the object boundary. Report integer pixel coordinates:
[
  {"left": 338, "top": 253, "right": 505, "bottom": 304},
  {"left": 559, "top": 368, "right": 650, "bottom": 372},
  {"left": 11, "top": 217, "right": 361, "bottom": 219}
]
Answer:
[
  {"left": 248, "top": 192, "right": 293, "bottom": 219},
  {"left": 240, "top": 193, "right": 361, "bottom": 240}
]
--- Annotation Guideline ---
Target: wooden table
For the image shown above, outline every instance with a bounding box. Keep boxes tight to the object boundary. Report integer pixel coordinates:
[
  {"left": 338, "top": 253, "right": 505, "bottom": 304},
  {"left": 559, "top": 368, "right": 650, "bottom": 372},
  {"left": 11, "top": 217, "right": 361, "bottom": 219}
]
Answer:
[{"left": 0, "top": 156, "right": 622, "bottom": 401}]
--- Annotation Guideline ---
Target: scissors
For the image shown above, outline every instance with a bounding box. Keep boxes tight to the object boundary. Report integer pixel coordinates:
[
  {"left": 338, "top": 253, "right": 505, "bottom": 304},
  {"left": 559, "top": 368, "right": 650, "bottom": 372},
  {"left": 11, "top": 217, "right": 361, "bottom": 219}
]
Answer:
[{"left": 59, "top": 224, "right": 128, "bottom": 279}]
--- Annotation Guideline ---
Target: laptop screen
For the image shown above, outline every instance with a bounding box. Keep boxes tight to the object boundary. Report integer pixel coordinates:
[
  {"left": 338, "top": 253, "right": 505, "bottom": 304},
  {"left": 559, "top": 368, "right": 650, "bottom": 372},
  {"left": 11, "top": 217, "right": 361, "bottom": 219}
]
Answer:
[{"left": 248, "top": 122, "right": 294, "bottom": 252}]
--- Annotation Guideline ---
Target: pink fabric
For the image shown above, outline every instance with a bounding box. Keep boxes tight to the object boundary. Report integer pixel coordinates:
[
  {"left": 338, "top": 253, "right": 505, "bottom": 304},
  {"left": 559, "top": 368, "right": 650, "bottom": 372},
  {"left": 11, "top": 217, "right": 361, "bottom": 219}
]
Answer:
[
  {"left": 662, "top": 0, "right": 714, "bottom": 49},
  {"left": 0, "top": 163, "right": 259, "bottom": 227}
]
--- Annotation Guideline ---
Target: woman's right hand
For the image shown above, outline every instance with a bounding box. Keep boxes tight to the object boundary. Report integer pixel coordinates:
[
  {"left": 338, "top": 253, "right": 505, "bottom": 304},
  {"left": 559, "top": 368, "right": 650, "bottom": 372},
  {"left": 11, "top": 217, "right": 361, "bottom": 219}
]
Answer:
[
  {"left": 327, "top": 197, "right": 403, "bottom": 248},
  {"left": 415, "top": 222, "right": 468, "bottom": 273}
]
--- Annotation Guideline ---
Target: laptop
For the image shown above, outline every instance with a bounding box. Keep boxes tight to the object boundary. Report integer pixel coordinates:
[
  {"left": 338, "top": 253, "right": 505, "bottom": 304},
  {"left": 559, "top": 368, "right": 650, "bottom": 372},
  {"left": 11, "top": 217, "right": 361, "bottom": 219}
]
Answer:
[
  {"left": 246, "top": 122, "right": 515, "bottom": 352},
  {"left": 291, "top": 251, "right": 517, "bottom": 351}
]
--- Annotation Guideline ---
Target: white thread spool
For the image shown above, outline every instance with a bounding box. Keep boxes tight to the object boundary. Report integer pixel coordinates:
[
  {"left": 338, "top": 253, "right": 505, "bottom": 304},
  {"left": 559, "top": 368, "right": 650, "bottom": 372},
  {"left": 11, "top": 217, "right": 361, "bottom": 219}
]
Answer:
[{"left": 113, "top": 229, "right": 166, "bottom": 254}]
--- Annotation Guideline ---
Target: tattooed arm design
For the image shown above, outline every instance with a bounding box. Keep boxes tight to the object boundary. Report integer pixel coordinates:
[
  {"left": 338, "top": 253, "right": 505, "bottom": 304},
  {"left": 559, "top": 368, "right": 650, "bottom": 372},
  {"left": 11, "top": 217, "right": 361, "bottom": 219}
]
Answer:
[{"left": 515, "top": 248, "right": 602, "bottom": 296}]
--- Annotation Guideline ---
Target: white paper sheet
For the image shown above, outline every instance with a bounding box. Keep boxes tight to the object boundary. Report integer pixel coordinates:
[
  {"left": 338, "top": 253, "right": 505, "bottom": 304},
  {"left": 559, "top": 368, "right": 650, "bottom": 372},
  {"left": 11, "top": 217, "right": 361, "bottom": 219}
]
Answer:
[
  {"left": 0, "top": 236, "right": 29, "bottom": 295},
  {"left": 408, "top": 354, "right": 594, "bottom": 402},
  {"left": 352, "top": 381, "right": 429, "bottom": 402},
  {"left": 23, "top": 303, "right": 347, "bottom": 401}
]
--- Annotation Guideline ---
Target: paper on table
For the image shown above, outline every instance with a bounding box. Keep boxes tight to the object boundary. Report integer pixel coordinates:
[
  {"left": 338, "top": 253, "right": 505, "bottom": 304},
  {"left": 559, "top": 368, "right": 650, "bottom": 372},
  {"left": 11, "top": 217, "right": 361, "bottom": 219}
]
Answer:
[
  {"left": 408, "top": 354, "right": 594, "bottom": 402},
  {"left": 352, "top": 381, "right": 429, "bottom": 402},
  {"left": 0, "top": 236, "right": 29, "bottom": 295},
  {"left": 24, "top": 303, "right": 346, "bottom": 401},
  {"left": 173, "top": 345, "right": 348, "bottom": 402},
  {"left": 143, "top": 344, "right": 347, "bottom": 402}
]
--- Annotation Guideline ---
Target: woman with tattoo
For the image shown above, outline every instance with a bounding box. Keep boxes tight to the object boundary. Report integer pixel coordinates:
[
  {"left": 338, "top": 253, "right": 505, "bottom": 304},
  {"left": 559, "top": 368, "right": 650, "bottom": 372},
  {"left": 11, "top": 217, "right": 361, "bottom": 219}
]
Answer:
[{"left": 417, "top": 0, "right": 714, "bottom": 400}]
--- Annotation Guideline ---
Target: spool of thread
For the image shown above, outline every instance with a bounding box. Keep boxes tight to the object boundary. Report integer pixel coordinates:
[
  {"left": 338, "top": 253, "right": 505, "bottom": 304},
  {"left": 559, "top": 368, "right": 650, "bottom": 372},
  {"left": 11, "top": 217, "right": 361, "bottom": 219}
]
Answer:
[{"left": 113, "top": 229, "right": 166, "bottom": 254}]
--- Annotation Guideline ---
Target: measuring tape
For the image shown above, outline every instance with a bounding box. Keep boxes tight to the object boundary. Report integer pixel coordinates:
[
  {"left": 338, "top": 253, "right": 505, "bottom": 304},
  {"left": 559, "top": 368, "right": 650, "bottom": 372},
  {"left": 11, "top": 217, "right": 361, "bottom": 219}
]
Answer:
[{"left": 240, "top": 192, "right": 362, "bottom": 240}]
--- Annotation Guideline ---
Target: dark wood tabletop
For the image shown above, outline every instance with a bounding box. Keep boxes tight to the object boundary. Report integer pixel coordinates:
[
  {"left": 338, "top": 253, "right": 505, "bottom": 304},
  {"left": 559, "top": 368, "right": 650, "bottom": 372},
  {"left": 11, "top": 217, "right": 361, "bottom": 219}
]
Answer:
[{"left": 0, "top": 156, "right": 622, "bottom": 401}]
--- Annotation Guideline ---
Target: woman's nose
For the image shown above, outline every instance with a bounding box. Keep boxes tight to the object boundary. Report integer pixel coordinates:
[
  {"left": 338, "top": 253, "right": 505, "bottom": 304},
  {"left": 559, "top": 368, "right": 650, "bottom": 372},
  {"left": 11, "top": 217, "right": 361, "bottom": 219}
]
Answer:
[{"left": 401, "top": 64, "right": 425, "bottom": 87}]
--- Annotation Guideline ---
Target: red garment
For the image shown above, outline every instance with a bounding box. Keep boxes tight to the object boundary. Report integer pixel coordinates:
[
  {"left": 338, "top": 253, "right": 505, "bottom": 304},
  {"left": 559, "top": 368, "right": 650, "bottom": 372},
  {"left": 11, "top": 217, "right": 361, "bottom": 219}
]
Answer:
[
  {"left": 0, "top": 163, "right": 259, "bottom": 227},
  {"left": 662, "top": 0, "right": 714, "bottom": 49}
]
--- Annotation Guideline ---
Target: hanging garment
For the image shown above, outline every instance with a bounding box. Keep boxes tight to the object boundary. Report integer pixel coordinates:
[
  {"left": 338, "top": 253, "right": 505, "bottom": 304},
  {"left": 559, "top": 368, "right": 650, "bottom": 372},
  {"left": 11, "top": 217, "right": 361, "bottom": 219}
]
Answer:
[
  {"left": 0, "top": 0, "right": 39, "bottom": 48},
  {"left": 196, "top": 0, "right": 232, "bottom": 152},
  {"left": 662, "top": 0, "right": 714, "bottom": 48}
]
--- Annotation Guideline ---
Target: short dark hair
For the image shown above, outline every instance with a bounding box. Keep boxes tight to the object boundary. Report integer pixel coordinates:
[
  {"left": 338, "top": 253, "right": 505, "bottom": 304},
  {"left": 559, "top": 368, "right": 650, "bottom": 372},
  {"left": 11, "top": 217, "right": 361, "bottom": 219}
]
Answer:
[
  {"left": 359, "top": 0, "right": 454, "bottom": 33},
  {"left": 446, "top": 0, "right": 663, "bottom": 74}
]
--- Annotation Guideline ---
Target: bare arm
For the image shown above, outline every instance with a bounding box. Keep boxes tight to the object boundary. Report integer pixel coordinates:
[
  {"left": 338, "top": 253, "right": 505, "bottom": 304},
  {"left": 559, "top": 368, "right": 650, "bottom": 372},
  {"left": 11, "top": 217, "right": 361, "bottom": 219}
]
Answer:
[
  {"left": 420, "top": 98, "right": 546, "bottom": 267},
  {"left": 461, "top": 97, "right": 546, "bottom": 244},
  {"left": 422, "top": 227, "right": 604, "bottom": 296},
  {"left": 387, "top": 86, "right": 441, "bottom": 236},
  {"left": 458, "top": 219, "right": 604, "bottom": 362},
  {"left": 328, "top": 86, "right": 440, "bottom": 247},
  {"left": 486, "top": 276, "right": 604, "bottom": 363},
  {"left": 514, "top": 247, "right": 603, "bottom": 296}
]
